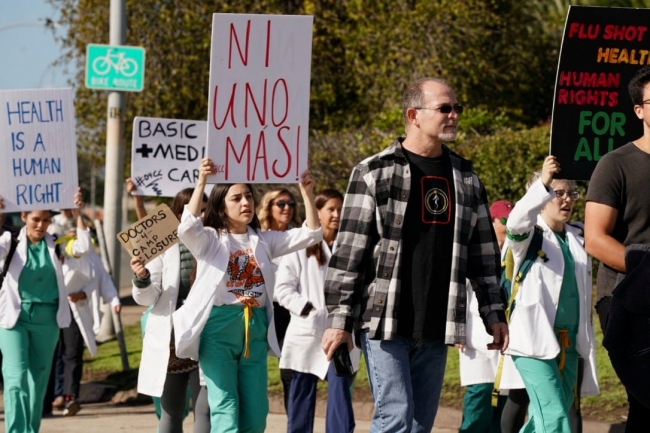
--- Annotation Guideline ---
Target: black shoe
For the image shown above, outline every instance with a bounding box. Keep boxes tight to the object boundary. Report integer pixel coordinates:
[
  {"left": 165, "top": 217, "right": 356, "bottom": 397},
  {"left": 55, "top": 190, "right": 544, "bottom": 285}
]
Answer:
[{"left": 62, "top": 399, "right": 81, "bottom": 417}]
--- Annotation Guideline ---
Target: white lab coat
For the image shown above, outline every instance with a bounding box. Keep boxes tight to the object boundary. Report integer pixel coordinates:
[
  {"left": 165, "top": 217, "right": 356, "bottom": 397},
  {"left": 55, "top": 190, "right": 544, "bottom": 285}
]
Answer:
[
  {"left": 503, "top": 180, "right": 599, "bottom": 397},
  {"left": 172, "top": 208, "right": 323, "bottom": 361},
  {"left": 275, "top": 241, "right": 360, "bottom": 379},
  {"left": 131, "top": 244, "right": 182, "bottom": 397},
  {"left": 0, "top": 227, "right": 91, "bottom": 329}
]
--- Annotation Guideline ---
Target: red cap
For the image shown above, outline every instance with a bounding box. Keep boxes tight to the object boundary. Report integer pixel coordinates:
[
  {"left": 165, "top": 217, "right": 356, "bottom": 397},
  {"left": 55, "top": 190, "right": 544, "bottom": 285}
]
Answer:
[{"left": 490, "top": 200, "right": 514, "bottom": 220}]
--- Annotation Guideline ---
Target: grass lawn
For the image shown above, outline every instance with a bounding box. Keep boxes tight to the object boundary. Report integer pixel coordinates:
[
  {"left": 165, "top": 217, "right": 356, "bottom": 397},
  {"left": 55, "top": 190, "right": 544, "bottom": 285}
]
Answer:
[{"left": 86, "top": 319, "right": 628, "bottom": 424}]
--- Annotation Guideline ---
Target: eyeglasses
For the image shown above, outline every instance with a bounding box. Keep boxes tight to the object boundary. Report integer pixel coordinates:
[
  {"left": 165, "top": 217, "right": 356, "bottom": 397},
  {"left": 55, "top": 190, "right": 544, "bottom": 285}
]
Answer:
[
  {"left": 274, "top": 200, "right": 296, "bottom": 209},
  {"left": 414, "top": 104, "right": 464, "bottom": 114},
  {"left": 554, "top": 190, "right": 580, "bottom": 201}
]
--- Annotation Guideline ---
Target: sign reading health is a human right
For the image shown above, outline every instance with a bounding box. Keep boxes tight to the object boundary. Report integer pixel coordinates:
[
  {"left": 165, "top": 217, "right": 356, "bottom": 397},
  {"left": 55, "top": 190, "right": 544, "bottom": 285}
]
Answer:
[
  {"left": 550, "top": 6, "right": 650, "bottom": 180},
  {"left": 0, "top": 88, "right": 78, "bottom": 212},
  {"left": 206, "top": 13, "right": 313, "bottom": 183},
  {"left": 131, "top": 117, "right": 207, "bottom": 197}
]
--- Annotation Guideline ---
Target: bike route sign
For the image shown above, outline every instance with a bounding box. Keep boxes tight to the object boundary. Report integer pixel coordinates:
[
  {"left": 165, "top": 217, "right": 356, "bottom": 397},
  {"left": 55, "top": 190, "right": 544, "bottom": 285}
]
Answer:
[{"left": 85, "top": 44, "right": 145, "bottom": 92}]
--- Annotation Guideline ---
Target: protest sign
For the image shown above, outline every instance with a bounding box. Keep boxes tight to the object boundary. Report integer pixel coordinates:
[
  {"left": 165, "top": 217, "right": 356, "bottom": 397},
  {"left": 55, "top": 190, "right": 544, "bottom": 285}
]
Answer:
[
  {"left": 551, "top": 6, "right": 649, "bottom": 180},
  {"left": 117, "top": 203, "right": 180, "bottom": 265},
  {"left": 205, "top": 13, "right": 313, "bottom": 183},
  {"left": 0, "top": 88, "right": 78, "bottom": 212},
  {"left": 131, "top": 117, "right": 207, "bottom": 197}
]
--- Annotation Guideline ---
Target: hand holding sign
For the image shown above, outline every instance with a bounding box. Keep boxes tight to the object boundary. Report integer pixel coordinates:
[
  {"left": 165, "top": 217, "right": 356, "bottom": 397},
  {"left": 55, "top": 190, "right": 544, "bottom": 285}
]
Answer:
[
  {"left": 130, "top": 256, "right": 148, "bottom": 279},
  {"left": 297, "top": 166, "right": 320, "bottom": 231},
  {"left": 541, "top": 156, "right": 561, "bottom": 187}
]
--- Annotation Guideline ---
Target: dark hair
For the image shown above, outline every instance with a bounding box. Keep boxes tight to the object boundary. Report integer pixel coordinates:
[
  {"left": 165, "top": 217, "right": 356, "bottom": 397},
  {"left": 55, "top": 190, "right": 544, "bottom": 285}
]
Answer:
[
  {"left": 306, "top": 188, "right": 344, "bottom": 266},
  {"left": 628, "top": 66, "right": 650, "bottom": 105},
  {"left": 203, "top": 183, "right": 260, "bottom": 232},
  {"left": 402, "top": 77, "right": 449, "bottom": 125},
  {"left": 170, "top": 188, "right": 207, "bottom": 217}
]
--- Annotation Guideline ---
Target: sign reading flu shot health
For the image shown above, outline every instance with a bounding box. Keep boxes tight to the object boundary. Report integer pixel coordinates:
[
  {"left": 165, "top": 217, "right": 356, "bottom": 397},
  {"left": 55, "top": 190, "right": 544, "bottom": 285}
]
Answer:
[
  {"left": 0, "top": 88, "right": 79, "bottom": 212},
  {"left": 551, "top": 6, "right": 650, "bottom": 180},
  {"left": 117, "top": 203, "right": 180, "bottom": 265},
  {"left": 206, "top": 13, "right": 313, "bottom": 183},
  {"left": 131, "top": 117, "right": 207, "bottom": 197}
]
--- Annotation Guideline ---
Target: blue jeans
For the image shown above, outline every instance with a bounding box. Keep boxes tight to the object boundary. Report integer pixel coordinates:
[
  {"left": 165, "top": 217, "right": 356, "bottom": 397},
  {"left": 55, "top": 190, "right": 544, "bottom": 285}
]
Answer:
[{"left": 360, "top": 332, "right": 447, "bottom": 433}]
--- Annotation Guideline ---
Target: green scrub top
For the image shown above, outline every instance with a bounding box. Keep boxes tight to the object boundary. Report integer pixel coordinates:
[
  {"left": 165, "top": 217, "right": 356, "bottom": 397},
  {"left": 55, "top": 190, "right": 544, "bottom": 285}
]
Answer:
[
  {"left": 18, "top": 238, "right": 59, "bottom": 304},
  {"left": 553, "top": 231, "right": 579, "bottom": 329}
]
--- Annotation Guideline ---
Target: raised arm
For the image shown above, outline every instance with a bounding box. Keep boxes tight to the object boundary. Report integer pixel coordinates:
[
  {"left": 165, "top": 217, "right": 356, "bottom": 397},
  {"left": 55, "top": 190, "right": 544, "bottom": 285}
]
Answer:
[
  {"left": 298, "top": 167, "right": 320, "bottom": 230},
  {"left": 189, "top": 157, "right": 215, "bottom": 217},
  {"left": 126, "top": 178, "right": 147, "bottom": 219}
]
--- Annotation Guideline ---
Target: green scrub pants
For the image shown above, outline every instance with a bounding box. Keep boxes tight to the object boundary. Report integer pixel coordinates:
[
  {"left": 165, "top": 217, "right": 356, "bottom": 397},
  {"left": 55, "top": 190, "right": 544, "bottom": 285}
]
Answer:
[
  {"left": 199, "top": 305, "right": 268, "bottom": 433},
  {"left": 0, "top": 303, "right": 59, "bottom": 433},
  {"left": 513, "top": 329, "right": 579, "bottom": 433},
  {"left": 459, "top": 383, "right": 507, "bottom": 433}
]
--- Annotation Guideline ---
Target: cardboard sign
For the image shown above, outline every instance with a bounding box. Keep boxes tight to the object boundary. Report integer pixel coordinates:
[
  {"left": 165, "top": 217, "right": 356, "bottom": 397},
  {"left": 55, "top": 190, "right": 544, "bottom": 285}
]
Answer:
[
  {"left": 205, "top": 13, "right": 313, "bottom": 183},
  {"left": 131, "top": 117, "right": 207, "bottom": 197},
  {"left": 0, "top": 88, "right": 79, "bottom": 212},
  {"left": 117, "top": 203, "right": 180, "bottom": 264},
  {"left": 550, "top": 6, "right": 649, "bottom": 180}
]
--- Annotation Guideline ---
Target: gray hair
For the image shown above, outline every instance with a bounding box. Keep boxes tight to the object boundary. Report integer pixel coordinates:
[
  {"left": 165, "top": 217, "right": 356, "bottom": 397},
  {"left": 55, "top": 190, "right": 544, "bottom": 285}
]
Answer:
[
  {"left": 402, "top": 77, "right": 450, "bottom": 127},
  {"left": 526, "top": 171, "right": 577, "bottom": 191}
]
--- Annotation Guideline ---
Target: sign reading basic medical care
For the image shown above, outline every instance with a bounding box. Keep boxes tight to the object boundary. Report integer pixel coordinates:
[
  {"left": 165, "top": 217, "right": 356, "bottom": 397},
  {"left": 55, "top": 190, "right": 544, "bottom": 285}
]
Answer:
[
  {"left": 206, "top": 13, "right": 313, "bottom": 183},
  {"left": 117, "top": 204, "right": 180, "bottom": 265},
  {"left": 550, "top": 6, "right": 648, "bottom": 180},
  {"left": 85, "top": 44, "right": 145, "bottom": 92},
  {"left": 0, "top": 88, "right": 78, "bottom": 213},
  {"left": 131, "top": 117, "right": 207, "bottom": 197}
]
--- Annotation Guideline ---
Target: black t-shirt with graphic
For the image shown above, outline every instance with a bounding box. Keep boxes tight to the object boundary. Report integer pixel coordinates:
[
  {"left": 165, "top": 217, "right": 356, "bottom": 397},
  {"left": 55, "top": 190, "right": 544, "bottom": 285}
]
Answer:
[{"left": 397, "top": 148, "right": 455, "bottom": 341}]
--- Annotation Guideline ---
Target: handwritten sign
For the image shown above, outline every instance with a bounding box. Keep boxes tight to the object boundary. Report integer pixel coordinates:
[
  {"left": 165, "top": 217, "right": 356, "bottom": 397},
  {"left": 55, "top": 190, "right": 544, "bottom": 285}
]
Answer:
[
  {"left": 551, "top": 6, "right": 649, "bottom": 180},
  {"left": 131, "top": 117, "right": 208, "bottom": 197},
  {"left": 117, "top": 203, "right": 180, "bottom": 265},
  {"left": 0, "top": 88, "right": 78, "bottom": 212},
  {"left": 206, "top": 13, "right": 313, "bottom": 183}
]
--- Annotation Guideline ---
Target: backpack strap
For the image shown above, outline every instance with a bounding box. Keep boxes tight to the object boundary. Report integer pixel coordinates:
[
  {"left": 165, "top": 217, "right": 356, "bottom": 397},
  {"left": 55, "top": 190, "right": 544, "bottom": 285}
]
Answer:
[
  {"left": 0, "top": 234, "right": 20, "bottom": 290},
  {"left": 492, "top": 226, "right": 544, "bottom": 406}
]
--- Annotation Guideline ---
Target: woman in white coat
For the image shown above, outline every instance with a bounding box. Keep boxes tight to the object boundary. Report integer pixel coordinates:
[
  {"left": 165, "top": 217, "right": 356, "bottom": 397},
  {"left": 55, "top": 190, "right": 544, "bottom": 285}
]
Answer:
[
  {"left": 171, "top": 158, "right": 322, "bottom": 433},
  {"left": 275, "top": 189, "right": 359, "bottom": 433},
  {"left": 130, "top": 188, "right": 210, "bottom": 433},
  {"left": 504, "top": 156, "right": 598, "bottom": 433},
  {"left": 0, "top": 190, "right": 89, "bottom": 433}
]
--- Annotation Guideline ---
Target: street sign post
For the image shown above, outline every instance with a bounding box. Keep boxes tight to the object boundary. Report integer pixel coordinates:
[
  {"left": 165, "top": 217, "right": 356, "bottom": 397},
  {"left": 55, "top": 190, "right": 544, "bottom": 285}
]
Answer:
[{"left": 85, "top": 44, "right": 145, "bottom": 92}]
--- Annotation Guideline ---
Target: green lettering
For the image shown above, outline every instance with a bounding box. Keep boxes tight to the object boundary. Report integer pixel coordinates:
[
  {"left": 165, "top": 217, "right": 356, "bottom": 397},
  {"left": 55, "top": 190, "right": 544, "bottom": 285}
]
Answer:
[{"left": 574, "top": 137, "right": 593, "bottom": 161}]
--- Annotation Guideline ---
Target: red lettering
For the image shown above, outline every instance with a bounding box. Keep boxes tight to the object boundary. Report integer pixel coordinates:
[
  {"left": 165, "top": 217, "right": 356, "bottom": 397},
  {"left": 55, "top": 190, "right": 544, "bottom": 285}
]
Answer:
[
  {"left": 558, "top": 89, "right": 568, "bottom": 104},
  {"left": 229, "top": 20, "right": 251, "bottom": 69},
  {"left": 212, "top": 84, "right": 237, "bottom": 129},
  {"left": 272, "top": 79, "right": 289, "bottom": 127},
  {"left": 273, "top": 126, "right": 293, "bottom": 178},
  {"left": 226, "top": 134, "right": 251, "bottom": 180},
  {"left": 252, "top": 130, "right": 269, "bottom": 181},
  {"left": 265, "top": 20, "right": 271, "bottom": 68},
  {"left": 245, "top": 80, "right": 267, "bottom": 127}
]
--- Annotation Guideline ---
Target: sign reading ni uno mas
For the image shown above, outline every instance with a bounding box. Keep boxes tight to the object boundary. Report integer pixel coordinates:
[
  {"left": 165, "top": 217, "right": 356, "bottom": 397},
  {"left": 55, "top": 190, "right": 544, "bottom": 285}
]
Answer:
[{"left": 85, "top": 44, "right": 145, "bottom": 92}]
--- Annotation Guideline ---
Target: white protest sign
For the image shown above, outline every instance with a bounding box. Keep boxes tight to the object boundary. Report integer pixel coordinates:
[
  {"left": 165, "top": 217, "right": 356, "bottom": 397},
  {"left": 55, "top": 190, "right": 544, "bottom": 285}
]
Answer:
[
  {"left": 206, "top": 13, "right": 313, "bottom": 183},
  {"left": 0, "top": 88, "right": 78, "bottom": 213},
  {"left": 131, "top": 117, "right": 208, "bottom": 197}
]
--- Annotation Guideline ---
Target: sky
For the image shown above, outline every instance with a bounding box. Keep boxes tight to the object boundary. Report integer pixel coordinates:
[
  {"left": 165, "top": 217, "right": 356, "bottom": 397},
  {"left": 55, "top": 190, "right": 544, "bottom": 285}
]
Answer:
[{"left": 0, "top": 0, "right": 70, "bottom": 90}]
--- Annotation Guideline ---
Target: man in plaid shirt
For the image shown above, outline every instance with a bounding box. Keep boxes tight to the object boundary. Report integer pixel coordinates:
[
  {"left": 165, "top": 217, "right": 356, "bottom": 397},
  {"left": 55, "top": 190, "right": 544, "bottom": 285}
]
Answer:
[{"left": 321, "top": 78, "right": 509, "bottom": 432}]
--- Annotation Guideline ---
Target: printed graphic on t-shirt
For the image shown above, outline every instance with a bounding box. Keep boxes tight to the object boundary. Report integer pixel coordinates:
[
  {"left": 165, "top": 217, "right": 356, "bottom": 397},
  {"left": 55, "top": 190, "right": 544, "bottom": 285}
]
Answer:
[
  {"left": 422, "top": 176, "right": 452, "bottom": 224},
  {"left": 226, "top": 249, "right": 265, "bottom": 307}
]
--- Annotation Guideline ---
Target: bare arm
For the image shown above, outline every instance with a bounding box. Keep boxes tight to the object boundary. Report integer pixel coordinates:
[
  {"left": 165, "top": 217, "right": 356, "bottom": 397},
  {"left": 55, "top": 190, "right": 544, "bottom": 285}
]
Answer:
[
  {"left": 126, "top": 178, "right": 147, "bottom": 219},
  {"left": 584, "top": 201, "right": 625, "bottom": 272},
  {"left": 188, "top": 158, "right": 215, "bottom": 217},
  {"left": 70, "top": 187, "right": 88, "bottom": 232},
  {"left": 298, "top": 168, "right": 319, "bottom": 230}
]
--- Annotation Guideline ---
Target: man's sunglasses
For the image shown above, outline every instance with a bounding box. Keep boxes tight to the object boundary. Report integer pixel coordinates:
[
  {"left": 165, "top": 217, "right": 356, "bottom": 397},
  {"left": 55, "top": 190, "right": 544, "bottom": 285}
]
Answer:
[
  {"left": 414, "top": 104, "right": 464, "bottom": 114},
  {"left": 274, "top": 200, "right": 296, "bottom": 209}
]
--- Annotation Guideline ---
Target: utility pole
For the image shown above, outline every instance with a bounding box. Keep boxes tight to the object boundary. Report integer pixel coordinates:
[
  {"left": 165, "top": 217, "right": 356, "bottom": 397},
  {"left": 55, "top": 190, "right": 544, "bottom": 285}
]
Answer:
[{"left": 98, "top": 0, "right": 129, "bottom": 370}]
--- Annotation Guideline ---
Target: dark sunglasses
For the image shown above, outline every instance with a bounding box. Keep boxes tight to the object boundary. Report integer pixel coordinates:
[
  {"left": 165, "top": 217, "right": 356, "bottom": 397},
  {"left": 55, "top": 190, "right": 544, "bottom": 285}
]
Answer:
[
  {"left": 274, "top": 200, "right": 296, "bottom": 209},
  {"left": 415, "top": 104, "right": 464, "bottom": 114}
]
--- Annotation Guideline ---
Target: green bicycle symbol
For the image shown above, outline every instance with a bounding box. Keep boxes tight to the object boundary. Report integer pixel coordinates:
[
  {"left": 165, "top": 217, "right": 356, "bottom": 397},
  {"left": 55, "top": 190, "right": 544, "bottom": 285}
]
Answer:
[{"left": 92, "top": 50, "right": 138, "bottom": 77}]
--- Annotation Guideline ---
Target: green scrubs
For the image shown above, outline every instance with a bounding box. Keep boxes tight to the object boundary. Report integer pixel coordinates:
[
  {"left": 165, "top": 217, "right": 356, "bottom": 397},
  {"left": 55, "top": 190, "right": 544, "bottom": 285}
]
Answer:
[
  {"left": 199, "top": 305, "right": 268, "bottom": 433},
  {"left": 513, "top": 232, "right": 580, "bottom": 433},
  {"left": 0, "top": 239, "right": 60, "bottom": 433}
]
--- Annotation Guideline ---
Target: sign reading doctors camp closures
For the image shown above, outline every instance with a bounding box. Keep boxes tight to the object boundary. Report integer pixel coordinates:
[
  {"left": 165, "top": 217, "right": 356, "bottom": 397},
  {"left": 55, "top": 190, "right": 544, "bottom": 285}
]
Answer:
[
  {"left": 0, "top": 88, "right": 78, "bottom": 213},
  {"left": 551, "top": 6, "right": 650, "bottom": 180},
  {"left": 117, "top": 203, "right": 180, "bottom": 265},
  {"left": 206, "top": 14, "right": 313, "bottom": 183},
  {"left": 131, "top": 117, "right": 207, "bottom": 197}
]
